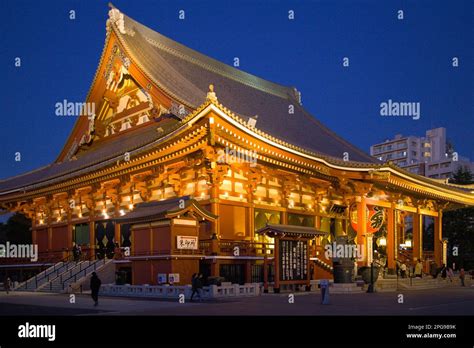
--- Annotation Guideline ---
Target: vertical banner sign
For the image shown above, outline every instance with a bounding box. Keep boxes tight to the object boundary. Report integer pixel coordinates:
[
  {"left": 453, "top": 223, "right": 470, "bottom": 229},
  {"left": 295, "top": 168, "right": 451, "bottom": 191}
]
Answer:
[{"left": 279, "top": 240, "right": 308, "bottom": 281}]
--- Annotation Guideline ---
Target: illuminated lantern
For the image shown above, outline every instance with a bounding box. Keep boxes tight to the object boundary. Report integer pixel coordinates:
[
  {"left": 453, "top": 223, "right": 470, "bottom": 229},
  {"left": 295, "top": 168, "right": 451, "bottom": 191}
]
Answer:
[{"left": 350, "top": 204, "right": 385, "bottom": 233}]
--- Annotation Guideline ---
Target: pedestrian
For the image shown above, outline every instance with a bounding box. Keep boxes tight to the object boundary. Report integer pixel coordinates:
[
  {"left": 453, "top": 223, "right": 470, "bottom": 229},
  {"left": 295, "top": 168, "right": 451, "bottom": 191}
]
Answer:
[
  {"left": 113, "top": 243, "right": 122, "bottom": 260},
  {"left": 400, "top": 262, "right": 407, "bottom": 278},
  {"left": 447, "top": 267, "right": 454, "bottom": 282},
  {"left": 190, "top": 273, "right": 199, "bottom": 301},
  {"left": 440, "top": 264, "right": 447, "bottom": 279},
  {"left": 4, "top": 277, "right": 12, "bottom": 294},
  {"left": 430, "top": 261, "right": 438, "bottom": 278},
  {"left": 415, "top": 259, "right": 423, "bottom": 278},
  {"left": 77, "top": 245, "right": 82, "bottom": 261},
  {"left": 196, "top": 274, "right": 204, "bottom": 301},
  {"left": 460, "top": 268, "right": 465, "bottom": 287},
  {"left": 90, "top": 272, "right": 102, "bottom": 306},
  {"left": 72, "top": 243, "right": 79, "bottom": 262}
]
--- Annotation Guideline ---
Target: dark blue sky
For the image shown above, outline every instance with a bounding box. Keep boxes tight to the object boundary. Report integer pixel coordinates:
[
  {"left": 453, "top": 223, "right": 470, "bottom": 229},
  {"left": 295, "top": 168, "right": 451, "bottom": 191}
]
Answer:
[{"left": 1, "top": 0, "right": 472, "bottom": 179}]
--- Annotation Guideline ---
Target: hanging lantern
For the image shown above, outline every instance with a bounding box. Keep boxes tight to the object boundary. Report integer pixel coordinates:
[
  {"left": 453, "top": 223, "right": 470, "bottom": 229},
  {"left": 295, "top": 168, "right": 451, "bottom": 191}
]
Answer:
[{"left": 350, "top": 204, "right": 385, "bottom": 233}]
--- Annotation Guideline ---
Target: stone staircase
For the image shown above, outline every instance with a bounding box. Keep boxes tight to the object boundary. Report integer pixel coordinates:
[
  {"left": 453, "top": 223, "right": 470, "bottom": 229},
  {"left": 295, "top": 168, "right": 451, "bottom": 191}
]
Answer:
[
  {"left": 15, "top": 261, "right": 77, "bottom": 291},
  {"left": 15, "top": 259, "right": 111, "bottom": 293},
  {"left": 374, "top": 275, "right": 472, "bottom": 292}
]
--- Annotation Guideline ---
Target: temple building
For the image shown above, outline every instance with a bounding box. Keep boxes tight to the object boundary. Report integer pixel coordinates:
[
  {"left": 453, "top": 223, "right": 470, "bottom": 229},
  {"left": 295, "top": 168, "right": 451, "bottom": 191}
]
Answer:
[{"left": 1, "top": 5, "right": 473, "bottom": 290}]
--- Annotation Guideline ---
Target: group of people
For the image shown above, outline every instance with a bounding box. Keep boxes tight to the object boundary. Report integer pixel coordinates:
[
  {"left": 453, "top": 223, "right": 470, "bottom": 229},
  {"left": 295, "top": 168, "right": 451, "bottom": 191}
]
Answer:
[{"left": 397, "top": 259, "right": 467, "bottom": 286}]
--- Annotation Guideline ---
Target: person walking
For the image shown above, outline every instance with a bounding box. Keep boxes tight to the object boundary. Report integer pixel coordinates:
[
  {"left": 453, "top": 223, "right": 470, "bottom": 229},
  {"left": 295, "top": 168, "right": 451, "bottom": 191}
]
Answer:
[
  {"left": 196, "top": 274, "right": 204, "bottom": 301},
  {"left": 72, "top": 243, "right": 79, "bottom": 262},
  {"left": 190, "top": 273, "right": 199, "bottom": 302},
  {"left": 90, "top": 272, "right": 102, "bottom": 306},
  {"left": 77, "top": 245, "right": 82, "bottom": 261},
  {"left": 447, "top": 267, "right": 454, "bottom": 282},
  {"left": 400, "top": 262, "right": 407, "bottom": 278},
  {"left": 4, "top": 277, "right": 12, "bottom": 294},
  {"left": 440, "top": 264, "right": 447, "bottom": 279},
  {"left": 414, "top": 259, "right": 423, "bottom": 278},
  {"left": 460, "top": 268, "right": 466, "bottom": 287}
]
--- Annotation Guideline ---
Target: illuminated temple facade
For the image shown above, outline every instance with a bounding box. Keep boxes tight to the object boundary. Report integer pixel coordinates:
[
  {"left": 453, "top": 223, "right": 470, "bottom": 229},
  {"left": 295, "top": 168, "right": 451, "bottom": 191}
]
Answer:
[{"left": 1, "top": 5, "right": 473, "bottom": 287}]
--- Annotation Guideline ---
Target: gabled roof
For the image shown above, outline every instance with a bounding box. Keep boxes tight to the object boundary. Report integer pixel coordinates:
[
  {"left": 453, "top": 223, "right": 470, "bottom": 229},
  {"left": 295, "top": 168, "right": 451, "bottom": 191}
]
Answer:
[{"left": 114, "top": 196, "right": 217, "bottom": 224}]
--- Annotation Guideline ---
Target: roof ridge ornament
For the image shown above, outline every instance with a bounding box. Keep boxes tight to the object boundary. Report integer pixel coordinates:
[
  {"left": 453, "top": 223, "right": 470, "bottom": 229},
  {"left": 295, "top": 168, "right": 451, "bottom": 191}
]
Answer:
[
  {"left": 206, "top": 84, "right": 218, "bottom": 103},
  {"left": 107, "top": 8, "right": 126, "bottom": 35}
]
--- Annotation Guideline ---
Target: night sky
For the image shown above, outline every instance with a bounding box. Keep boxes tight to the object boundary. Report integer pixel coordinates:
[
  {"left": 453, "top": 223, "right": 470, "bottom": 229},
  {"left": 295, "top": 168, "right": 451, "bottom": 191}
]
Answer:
[{"left": 1, "top": 0, "right": 472, "bottom": 180}]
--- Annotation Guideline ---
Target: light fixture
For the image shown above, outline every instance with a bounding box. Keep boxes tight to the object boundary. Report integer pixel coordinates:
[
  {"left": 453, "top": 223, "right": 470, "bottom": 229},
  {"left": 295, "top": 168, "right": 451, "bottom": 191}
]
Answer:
[
  {"left": 120, "top": 209, "right": 125, "bottom": 216},
  {"left": 39, "top": 219, "right": 44, "bottom": 225},
  {"left": 200, "top": 191, "right": 205, "bottom": 198},
  {"left": 405, "top": 239, "right": 412, "bottom": 248},
  {"left": 378, "top": 236, "right": 387, "bottom": 246},
  {"left": 129, "top": 204, "right": 134, "bottom": 210}
]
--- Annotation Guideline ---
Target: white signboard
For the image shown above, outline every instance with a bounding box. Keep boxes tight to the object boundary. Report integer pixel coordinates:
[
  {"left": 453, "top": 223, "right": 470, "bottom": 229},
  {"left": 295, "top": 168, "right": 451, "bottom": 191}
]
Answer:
[
  {"left": 157, "top": 273, "right": 167, "bottom": 284},
  {"left": 177, "top": 236, "right": 198, "bottom": 250},
  {"left": 168, "top": 273, "right": 180, "bottom": 284}
]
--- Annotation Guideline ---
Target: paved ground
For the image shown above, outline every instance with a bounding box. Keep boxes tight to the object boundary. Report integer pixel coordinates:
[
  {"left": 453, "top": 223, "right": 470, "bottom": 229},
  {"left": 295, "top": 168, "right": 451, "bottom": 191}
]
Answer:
[{"left": 0, "top": 287, "right": 473, "bottom": 316}]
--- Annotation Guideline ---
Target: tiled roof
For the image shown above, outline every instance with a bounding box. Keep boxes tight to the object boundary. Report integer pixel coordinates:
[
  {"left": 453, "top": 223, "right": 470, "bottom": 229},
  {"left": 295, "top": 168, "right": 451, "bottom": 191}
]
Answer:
[
  {"left": 256, "top": 223, "right": 329, "bottom": 237},
  {"left": 0, "top": 119, "right": 179, "bottom": 193},
  {"left": 118, "top": 10, "right": 377, "bottom": 164},
  {"left": 0, "top": 6, "right": 376, "bottom": 195},
  {"left": 115, "top": 196, "right": 217, "bottom": 224}
]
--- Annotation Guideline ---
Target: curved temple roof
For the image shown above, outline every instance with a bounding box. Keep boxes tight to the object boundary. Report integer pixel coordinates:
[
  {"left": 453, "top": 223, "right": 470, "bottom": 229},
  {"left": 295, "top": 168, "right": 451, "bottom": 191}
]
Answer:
[
  {"left": 0, "top": 5, "right": 472, "bottom": 208},
  {"left": 116, "top": 8, "right": 377, "bottom": 163}
]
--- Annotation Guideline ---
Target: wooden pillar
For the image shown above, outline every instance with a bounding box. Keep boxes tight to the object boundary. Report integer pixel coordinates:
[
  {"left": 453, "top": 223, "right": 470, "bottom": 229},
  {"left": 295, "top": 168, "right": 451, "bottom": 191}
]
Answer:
[
  {"left": 114, "top": 204, "right": 121, "bottom": 246},
  {"left": 273, "top": 237, "right": 280, "bottom": 293},
  {"left": 32, "top": 228, "right": 37, "bottom": 246},
  {"left": 89, "top": 217, "right": 95, "bottom": 261},
  {"left": 413, "top": 212, "right": 423, "bottom": 261},
  {"left": 210, "top": 238, "right": 219, "bottom": 276},
  {"left": 67, "top": 210, "right": 73, "bottom": 250},
  {"left": 434, "top": 210, "right": 443, "bottom": 266},
  {"left": 245, "top": 260, "right": 251, "bottom": 283},
  {"left": 248, "top": 206, "right": 254, "bottom": 239},
  {"left": 263, "top": 243, "right": 268, "bottom": 293},
  {"left": 210, "top": 181, "right": 220, "bottom": 238},
  {"left": 47, "top": 226, "right": 53, "bottom": 252},
  {"left": 356, "top": 197, "right": 368, "bottom": 266},
  {"left": 315, "top": 215, "right": 321, "bottom": 230},
  {"left": 306, "top": 238, "right": 311, "bottom": 289},
  {"left": 386, "top": 206, "right": 395, "bottom": 270}
]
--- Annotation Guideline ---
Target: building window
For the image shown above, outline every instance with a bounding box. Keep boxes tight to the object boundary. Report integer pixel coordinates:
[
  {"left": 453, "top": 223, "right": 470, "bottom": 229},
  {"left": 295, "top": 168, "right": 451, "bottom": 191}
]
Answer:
[
  {"left": 254, "top": 209, "right": 281, "bottom": 231},
  {"left": 73, "top": 223, "right": 90, "bottom": 246},
  {"left": 288, "top": 213, "right": 314, "bottom": 227}
]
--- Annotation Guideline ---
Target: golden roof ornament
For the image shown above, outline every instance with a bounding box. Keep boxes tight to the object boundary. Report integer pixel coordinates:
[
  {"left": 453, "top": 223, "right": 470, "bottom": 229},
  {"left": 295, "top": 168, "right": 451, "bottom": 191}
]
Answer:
[{"left": 206, "top": 84, "right": 217, "bottom": 103}]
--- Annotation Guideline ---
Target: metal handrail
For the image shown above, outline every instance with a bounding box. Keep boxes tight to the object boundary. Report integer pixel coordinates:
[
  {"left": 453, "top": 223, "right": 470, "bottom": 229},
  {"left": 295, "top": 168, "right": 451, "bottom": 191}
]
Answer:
[
  {"left": 62, "top": 258, "right": 106, "bottom": 290},
  {"left": 20, "top": 252, "right": 73, "bottom": 290},
  {"left": 46, "top": 258, "right": 90, "bottom": 291}
]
